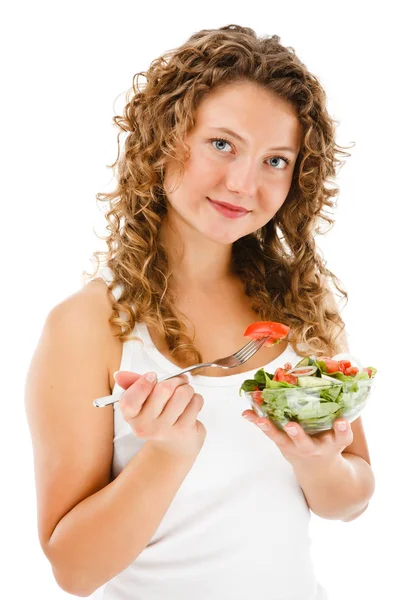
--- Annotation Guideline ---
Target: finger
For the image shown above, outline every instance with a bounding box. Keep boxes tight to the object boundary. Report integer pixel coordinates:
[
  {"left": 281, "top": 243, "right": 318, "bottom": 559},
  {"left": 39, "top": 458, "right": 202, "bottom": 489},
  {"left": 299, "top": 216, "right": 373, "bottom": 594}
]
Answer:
[
  {"left": 174, "top": 393, "right": 205, "bottom": 427},
  {"left": 258, "top": 419, "right": 291, "bottom": 446},
  {"left": 282, "top": 422, "right": 315, "bottom": 453},
  {"left": 114, "top": 370, "right": 142, "bottom": 389},
  {"left": 242, "top": 411, "right": 279, "bottom": 434},
  {"left": 138, "top": 375, "right": 190, "bottom": 422},
  {"left": 119, "top": 371, "right": 159, "bottom": 419},
  {"left": 333, "top": 418, "right": 353, "bottom": 447},
  {"left": 242, "top": 409, "right": 258, "bottom": 422},
  {"left": 242, "top": 411, "right": 291, "bottom": 446},
  {"left": 154, "top": 381, "right": 196, "bottom": 426}
]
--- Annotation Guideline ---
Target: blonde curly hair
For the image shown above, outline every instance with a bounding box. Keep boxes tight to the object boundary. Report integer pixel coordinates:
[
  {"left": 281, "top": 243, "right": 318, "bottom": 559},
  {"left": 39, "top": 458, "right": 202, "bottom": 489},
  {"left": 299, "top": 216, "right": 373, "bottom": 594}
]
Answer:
[{"left": 83, "top": 24, "right": 352, "bottom": 370}]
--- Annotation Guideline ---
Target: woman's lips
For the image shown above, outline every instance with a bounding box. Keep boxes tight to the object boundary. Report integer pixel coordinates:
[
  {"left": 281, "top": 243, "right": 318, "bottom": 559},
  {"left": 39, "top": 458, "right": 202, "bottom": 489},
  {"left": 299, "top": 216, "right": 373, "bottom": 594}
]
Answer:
[{"left": 207, "top": 197, "right": 250, "bottom": 219}]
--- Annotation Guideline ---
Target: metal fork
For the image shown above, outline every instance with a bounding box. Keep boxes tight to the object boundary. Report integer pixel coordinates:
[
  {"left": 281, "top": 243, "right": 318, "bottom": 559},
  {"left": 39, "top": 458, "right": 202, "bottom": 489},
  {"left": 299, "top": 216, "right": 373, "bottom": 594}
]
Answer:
[{"left": 93, "top": 336, "right": 269, "bottom": 407}]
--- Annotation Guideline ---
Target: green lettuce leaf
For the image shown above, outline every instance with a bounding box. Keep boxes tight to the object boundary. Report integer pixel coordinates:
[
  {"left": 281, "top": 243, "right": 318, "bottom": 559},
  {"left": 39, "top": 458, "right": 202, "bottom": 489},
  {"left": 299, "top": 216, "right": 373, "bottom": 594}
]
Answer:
[{"left": 239, "top": 379, "right": 260, "bottom": 395}]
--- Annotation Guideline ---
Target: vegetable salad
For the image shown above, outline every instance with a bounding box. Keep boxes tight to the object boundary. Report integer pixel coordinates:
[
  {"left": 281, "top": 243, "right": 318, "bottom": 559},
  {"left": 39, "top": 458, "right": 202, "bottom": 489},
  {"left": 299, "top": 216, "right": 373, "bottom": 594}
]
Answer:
[{"left": 239, "top": 355, "right": 377, "bottom": 429}]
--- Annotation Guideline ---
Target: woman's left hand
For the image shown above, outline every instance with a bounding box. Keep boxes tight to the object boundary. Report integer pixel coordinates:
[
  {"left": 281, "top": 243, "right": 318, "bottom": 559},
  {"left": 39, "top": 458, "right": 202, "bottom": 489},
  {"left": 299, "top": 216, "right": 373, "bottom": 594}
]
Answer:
[{"left": 242, "top": 410, "right": 353, "bottom": 467}]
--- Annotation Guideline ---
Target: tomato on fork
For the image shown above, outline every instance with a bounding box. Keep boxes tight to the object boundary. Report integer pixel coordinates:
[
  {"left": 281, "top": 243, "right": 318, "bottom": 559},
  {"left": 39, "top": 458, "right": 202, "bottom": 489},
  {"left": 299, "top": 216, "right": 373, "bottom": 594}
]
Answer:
[{"left": 243, "top": 321, "right": 290, "bottom": 346}]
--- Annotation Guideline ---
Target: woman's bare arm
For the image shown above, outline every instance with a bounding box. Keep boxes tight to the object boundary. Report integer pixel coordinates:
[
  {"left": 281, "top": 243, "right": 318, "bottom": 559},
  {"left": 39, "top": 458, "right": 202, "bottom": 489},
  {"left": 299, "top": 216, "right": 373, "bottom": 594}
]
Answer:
[{"left": 24, "top": 285, "right": 197, "bottom": 597}]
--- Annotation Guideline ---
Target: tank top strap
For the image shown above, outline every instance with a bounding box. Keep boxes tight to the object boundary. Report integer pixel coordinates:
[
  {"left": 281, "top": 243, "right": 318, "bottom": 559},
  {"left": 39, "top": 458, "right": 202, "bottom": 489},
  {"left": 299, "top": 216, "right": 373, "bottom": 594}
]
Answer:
[
  {"left": 98, "top": 266, "right": 124, "bottom": 301},
  {"left": 97, "top": 267, "right": 147, "bottom": 387}
]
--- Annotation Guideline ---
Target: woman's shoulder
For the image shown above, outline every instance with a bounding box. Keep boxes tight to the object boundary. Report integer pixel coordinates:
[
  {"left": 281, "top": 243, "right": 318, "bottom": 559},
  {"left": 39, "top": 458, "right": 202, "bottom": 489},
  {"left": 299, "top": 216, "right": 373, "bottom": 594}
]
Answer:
[
  {"left": 82, "top": 275, "right": 116, "bottom": 306},
  {"left": 50, "top": 277, "right": 123, "bottom": 391},
  {"left": 63, "top": 276, "right": 118, "bottom": 331}
]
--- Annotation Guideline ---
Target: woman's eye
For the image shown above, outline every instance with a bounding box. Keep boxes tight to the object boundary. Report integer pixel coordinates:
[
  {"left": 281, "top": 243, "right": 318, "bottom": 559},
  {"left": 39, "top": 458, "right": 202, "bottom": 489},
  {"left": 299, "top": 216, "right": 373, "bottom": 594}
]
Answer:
[
  {"left": 210, "top": 138, "right": 232, "bottom": 152},
  {"left": 267, "top": 156, "right": 289, "bottom": 170}
]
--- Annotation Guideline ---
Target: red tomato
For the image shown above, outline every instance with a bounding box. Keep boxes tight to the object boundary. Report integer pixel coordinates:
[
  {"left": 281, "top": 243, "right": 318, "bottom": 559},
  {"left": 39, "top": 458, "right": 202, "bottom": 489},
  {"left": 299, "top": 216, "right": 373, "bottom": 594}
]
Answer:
[
  {"left": 273, "top": 368, "right": 285, "bottom": 381},
  {"left": 273, "top": 368, "right": 297, "bottom": 385},
  {"left": 243, "top": 321, "right": 290, "bottom": 346},
  {"left": 251, "top": 390, "right": 263, "bottom": 406},
  {"left": 363, "top": 367, "right": 373, "bottom": 378},
  {"left": 344, "top": 366, "right": 359, "bottom": 376},
  {"left": 320, "top": 358, "right": 341, "bottom": 373},
  {"left": 338, "top": 360, "right": 351, "bottom": 370}
]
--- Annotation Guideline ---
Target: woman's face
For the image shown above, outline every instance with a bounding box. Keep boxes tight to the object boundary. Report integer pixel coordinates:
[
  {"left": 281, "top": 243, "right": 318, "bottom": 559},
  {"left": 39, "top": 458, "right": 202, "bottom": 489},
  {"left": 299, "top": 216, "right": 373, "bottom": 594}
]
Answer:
[{"left": 163, "top": 80, "right": 302, "bottom": 245}]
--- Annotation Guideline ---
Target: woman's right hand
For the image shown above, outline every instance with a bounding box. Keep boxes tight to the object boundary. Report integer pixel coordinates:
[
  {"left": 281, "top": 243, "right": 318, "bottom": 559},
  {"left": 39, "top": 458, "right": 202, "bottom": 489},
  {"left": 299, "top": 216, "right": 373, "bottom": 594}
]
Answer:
[{"left": 114, "top": 371, "right": 206, "bottom": 461}]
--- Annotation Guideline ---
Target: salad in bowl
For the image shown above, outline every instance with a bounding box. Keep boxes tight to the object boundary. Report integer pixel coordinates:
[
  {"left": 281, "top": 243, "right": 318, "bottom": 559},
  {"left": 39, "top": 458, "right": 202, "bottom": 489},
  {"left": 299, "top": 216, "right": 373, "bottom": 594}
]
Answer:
[{"left": 239, "top": 321, "right": 377, "bottom": 435}]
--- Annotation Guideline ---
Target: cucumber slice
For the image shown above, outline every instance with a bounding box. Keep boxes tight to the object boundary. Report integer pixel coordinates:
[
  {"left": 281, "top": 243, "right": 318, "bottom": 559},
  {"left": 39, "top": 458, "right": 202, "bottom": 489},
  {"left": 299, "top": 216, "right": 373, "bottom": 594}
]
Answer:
[
  {"left": 295, "top": 357, "right": 312, "bottom": 368},
  {"left": 288, "top": 366, "right": 318, "bottom": 376},
  {"left": 321, "top": 373, "right": 342, "bottom": 383},
  {"left": 297, "top": 376, "right": 333, "bottom": 388}
]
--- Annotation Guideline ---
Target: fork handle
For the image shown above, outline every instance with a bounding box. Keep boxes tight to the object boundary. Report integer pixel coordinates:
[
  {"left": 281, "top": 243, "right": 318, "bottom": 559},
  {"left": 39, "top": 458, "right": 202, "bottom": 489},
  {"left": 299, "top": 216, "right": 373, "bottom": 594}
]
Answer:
[
  {"left": 157, "top": 362, "right": 217, "bottom": 382},
  {"left": 93, "top": 362, "right": 219, "bottom": 408}
]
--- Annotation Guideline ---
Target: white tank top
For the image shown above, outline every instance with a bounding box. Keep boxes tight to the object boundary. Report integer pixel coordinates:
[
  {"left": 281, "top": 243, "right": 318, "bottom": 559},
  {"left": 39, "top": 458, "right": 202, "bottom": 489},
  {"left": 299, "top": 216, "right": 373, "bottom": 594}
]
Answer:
[{"left": 91, "top": 267, "right": 329, "bottom": 600}]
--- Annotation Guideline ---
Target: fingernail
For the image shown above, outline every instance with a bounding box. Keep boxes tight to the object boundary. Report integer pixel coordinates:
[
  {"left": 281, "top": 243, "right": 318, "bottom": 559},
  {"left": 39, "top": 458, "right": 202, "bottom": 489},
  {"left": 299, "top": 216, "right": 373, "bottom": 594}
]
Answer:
[
  {"left": 113, "top": 371, "right": 120, "bottom": 380},
  {"left": 145, "top": 372, "right": 157, "bottom": 382},
  {"left": 286, "top": 426, "right": 298, "bottom": 436},
  {"left": 337, "top": 422, "right": 347, "bottom": 431},
  {"left": 259, "top": 422, "right": 270, "bottom": 431}
]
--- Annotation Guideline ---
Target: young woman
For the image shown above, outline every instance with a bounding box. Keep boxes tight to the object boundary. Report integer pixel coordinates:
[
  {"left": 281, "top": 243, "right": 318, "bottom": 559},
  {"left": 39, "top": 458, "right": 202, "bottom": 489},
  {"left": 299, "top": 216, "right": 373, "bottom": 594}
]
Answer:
[{"left": 25, "top": 24, "right": 375, "bottom": 599}]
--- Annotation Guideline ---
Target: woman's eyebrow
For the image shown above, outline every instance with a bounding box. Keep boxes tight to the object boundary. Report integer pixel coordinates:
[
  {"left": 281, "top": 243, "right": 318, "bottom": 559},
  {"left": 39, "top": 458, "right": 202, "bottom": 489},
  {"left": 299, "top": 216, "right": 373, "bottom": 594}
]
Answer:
[{"left": 209, "top": 126, "right": 298, "bottom": 155}]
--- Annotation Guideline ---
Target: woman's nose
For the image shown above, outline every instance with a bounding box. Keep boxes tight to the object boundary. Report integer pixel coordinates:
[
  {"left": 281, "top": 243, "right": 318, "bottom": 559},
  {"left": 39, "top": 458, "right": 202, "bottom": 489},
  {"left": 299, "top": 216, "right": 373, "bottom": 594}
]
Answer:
[{"left": 224, "top": 158, "right": 259, "bottom": 198}]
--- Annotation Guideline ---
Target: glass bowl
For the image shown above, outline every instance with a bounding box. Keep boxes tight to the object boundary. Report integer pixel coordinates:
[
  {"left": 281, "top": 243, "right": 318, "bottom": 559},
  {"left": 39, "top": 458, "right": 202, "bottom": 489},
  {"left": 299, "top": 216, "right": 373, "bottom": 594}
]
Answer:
[{"left": 244, "top": 378, "right": 374, "bottom": 435}]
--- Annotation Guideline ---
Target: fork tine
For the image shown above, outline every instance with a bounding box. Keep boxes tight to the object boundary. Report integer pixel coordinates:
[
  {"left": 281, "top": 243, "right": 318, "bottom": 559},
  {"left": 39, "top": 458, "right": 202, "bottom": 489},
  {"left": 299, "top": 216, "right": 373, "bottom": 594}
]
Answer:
[
  {"left": 232, "top": 339, "right": 257, "bottom": 359},
  {"left": 234, "top": 337, "right": 267, "bottom": 362},
  {"left": 240, "top": 338, "right": 267, "bottom": 361},
  {"left": 234, "top": 338, "right": 262, "bottom": 360},
  {"left": 234, "top": 343, "right": 263, "bottom": 364}
]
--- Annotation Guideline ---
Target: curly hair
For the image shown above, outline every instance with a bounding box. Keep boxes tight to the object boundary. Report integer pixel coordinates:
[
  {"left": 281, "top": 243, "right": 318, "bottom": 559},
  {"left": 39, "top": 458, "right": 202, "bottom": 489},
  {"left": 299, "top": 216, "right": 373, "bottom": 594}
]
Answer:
[{"left": 83, "top": 24, "right": 353, "bottom": 371}]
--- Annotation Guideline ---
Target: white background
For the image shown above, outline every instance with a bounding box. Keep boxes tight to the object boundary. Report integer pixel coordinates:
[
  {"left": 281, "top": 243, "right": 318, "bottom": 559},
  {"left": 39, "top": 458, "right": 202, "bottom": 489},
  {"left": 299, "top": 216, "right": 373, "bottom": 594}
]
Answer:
[{"left": 2, "top": 1, "right": 398, "bottom": 598}]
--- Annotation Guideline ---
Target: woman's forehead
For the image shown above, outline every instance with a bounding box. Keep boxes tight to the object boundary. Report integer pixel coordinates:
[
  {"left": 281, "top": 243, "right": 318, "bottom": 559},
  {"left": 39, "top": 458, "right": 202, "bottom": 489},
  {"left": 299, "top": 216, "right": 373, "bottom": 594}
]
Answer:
[{"left": 193, "top": 83, "right": 302, "bottom": 152}]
